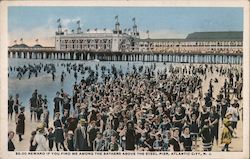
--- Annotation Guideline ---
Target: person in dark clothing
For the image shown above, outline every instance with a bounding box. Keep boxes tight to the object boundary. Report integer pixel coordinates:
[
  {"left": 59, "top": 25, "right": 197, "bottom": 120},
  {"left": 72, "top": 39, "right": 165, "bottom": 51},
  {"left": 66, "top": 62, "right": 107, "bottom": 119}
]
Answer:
[
  {"left": 48, "top": 127, "right": 54, "bottom": 151},
  {"left": 8, "top": 95, "right": 14, "bottom": 121},
  {"left": 180, "top": 126, "right": 192, "bottom": 151},
  {"left": 172, "top": 107, "right": 185, "bottom": 136},
  {"left": 53, "top": 112, "right": 67, "bottom": 151},
  {"left": 36, "top": 94, "right": 44, "bottom": 121},
  {"left": 14, "top": 94, "right": 20, "bottom": 120},
  {"left": 29, "top": 93, "right": 38, "bottom": 121},
  {"left": 169, "top": 128, "right": 180, "bottom": 151},
  {"left": 16, "top": 106, "right": 25, "bottom": 142},
  {"left": 8, "top": 131, "right": 15, "bottom": 151},
  {"left": 74, "top": 119, "right": 89, "bottom": 151},
  {"left": 125, "top": 122, "right": 136, "bottom": 150},
  {"left": 209, "top": 106, "right": 220, "bottom": 145},
  {"left": 204, "top": 93, "right": 212, "bottom": 109},
  {"left": 67, "top": 113, "right": 78, "bottom": 132},
  {"left": 220, "top": 98, "right": 229, "bottom": 122},
  {"left": 200, "top": 105, "right": 210, "bottom": 128},
  {"left": 29, "top": 131, "right": 37, "bottom": 151},
  {"left": 53, "top": 92, "right": 62, "bottom": 119},
  {"left": 199, "top": 119, "right": 212, "bottom": 151},
  {"left": 87, "top": 120, "right": 99, "bottom": 150},
  {"left": 67, "top": 130, "right": 75, "bottom": 151}
]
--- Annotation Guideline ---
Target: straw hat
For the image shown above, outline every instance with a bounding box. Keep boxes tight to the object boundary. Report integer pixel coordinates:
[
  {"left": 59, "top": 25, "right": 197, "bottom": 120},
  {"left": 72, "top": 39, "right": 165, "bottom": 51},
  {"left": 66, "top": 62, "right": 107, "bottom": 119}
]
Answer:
[
  {"left": 79, "top": 118, "right": 86, "bottom": 124},
  {"left": 36, "top": 122, "right": 45, "bottom": 131}
]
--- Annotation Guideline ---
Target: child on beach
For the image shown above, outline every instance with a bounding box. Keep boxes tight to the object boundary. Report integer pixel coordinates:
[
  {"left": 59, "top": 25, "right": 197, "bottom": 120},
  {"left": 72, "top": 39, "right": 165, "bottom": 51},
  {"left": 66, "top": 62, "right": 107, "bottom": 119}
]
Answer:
[
  {"left": 67, "top": 130, "right": 74, "bottom": 151},
  {"left": 29, "top": 131, "right": 37, "bottom": 151},
  {"left": 108, "top": 135, "right": 119, "bottom": 151},
  {"left": 48, "top": 127, "right": 54, "bottom": 151},
  {"left": 8, "top": 131, "right": 15, "bottom": 151}
]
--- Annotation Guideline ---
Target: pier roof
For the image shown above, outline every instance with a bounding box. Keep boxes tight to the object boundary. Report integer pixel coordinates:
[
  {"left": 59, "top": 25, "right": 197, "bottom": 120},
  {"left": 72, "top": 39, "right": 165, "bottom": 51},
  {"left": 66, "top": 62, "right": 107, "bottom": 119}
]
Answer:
[
  {"left": 11, "top": 44, "right": 29, "bottom": 48},
  {"left": 186, "top": 31, "right": 243, "bottom": 40},
  {"left": 136, "top": 31, "right": 243, "bottom": 42}
]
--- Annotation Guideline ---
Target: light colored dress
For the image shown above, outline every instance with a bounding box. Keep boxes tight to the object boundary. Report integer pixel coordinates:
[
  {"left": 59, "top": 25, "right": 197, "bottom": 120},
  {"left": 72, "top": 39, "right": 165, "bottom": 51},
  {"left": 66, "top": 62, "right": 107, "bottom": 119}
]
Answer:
[
  {"left": 221, "top": 118, "right": 232, "bottom": 144},
  {"left": 34, "top": 132, "right": 49, "bottom": 151}
]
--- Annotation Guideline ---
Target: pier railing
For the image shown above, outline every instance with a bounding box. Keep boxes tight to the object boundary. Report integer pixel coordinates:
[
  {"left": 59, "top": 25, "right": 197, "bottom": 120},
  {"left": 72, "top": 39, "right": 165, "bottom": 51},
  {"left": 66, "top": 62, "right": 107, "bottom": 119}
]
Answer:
[{"left": 8, "top": 48, "right": 243, "bottom": 64}]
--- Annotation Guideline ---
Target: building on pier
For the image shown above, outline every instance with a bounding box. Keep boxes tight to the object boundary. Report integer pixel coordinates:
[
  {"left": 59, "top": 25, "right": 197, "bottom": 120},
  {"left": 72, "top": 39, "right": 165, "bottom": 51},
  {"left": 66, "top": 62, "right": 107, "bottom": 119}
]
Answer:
[
  {"left": 53, "top": 17, "right": 242, "bottom": 54},
  {"left": 8, "top": 17, "right": 243, "bottom": 64},
  {"left": 55, "top": 16, "right": 139, "bottom": 52},
  {"left": 133, "top": 31, "right": 243, "bottom": 54}
]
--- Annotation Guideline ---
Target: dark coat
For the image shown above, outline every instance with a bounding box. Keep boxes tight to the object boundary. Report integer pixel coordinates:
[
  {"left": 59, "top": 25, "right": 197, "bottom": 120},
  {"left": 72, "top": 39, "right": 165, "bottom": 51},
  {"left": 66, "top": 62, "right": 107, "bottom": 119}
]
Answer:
[
  {"left": 54, "top": 119, "right": 64, "bottom": 143},
  {"left": 74, "top": 126, "right": 88, "bottom": 151},
  {"left": 125, "top": 129, "right": 136, "bottom": 150},
  {"left": 16, "top": 113, "right": 25, "bottom": 135},
  {"left": 8, "top": 139, "right": 15, "bottom": 151}
]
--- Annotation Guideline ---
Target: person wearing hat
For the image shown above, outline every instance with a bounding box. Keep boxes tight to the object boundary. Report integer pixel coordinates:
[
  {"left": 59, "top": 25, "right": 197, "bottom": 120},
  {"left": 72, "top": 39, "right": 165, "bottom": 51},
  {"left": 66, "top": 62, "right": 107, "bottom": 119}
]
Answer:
[
  {"left": 16, "top": 106, "right": 25, "bottom": 142},
  {"left": 33, "top": 122, "right": 49, "bottom": 151},
  {"left": 74, "top": 119, "right": 88, "bottom": 151},
  {"left": 221, "top": 112, "right": 235, "bottom": 151}
]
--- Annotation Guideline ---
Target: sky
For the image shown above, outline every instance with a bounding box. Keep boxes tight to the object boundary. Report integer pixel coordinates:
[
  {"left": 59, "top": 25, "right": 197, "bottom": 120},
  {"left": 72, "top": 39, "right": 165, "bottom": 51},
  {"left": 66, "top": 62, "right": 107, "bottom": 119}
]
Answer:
[{"left": 8, "top": 7, "right": 243, "bottom": 47}]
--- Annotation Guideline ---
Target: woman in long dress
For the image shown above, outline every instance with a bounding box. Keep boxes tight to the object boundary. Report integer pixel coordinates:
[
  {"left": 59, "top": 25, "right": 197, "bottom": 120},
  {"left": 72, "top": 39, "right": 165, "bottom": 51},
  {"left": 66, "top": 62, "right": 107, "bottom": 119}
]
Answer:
[{"left": 221, "top": 112, "right": 235, "bottom": 151}]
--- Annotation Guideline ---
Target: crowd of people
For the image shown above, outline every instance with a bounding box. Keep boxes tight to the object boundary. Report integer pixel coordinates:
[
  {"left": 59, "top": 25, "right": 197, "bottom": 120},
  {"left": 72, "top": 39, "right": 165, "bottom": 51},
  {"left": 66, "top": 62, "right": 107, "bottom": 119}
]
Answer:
[
  {"left": 8, "top": 63, "right": 56, "bottom": 80},
  {"left": 8, "top": 62, "right": 243, "bottom": 152}
]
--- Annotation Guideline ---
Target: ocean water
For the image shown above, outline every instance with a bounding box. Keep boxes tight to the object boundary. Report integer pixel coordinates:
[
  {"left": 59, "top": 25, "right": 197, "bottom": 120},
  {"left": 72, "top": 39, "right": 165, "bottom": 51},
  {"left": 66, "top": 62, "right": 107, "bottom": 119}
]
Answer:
[
  {"left": 8, "top": 58, "right": 241, "bottom": 115},
  {"left": 8, "top": 58, "right": 172, "bottom": 114}
]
